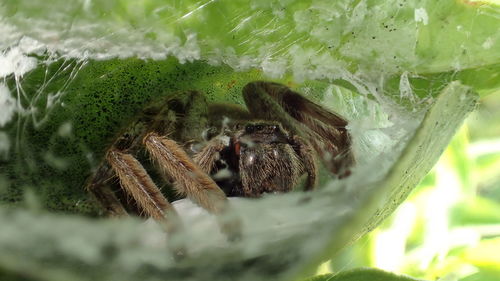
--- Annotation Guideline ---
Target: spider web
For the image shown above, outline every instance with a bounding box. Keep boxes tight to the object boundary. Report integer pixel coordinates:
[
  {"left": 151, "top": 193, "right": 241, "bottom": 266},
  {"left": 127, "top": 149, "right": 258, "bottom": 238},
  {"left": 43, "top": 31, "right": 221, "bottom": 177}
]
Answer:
[{"left": 0, "top": 1, "right": 497, "bottom": 281}]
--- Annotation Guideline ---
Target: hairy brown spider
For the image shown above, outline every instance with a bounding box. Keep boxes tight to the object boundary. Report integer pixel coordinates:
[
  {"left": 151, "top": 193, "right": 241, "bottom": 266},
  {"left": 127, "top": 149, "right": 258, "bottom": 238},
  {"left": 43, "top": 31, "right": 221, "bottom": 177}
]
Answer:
[{"left": 86, "top": 81, "right": 354, "bottom": 243}]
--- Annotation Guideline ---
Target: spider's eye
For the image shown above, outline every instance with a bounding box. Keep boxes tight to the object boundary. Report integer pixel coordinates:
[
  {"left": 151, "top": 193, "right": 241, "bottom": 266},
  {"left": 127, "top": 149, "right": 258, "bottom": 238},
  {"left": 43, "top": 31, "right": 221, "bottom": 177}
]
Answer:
[
  {"left": 256, "top": 125, "right": 264, "bottom": 131},
  {"left": 271, "top": 125, "right": 278, "bottom": 131},
  {"left": 245, "top": 124, "right": 254, "bottom": 133}
]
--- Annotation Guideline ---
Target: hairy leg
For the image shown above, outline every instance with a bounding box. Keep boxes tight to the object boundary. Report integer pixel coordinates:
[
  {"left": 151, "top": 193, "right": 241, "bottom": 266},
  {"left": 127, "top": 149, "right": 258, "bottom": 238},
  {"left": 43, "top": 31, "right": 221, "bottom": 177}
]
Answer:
[
  {"left": 86, "top": 163, "right": 128, "bottom": 217},
  {"left": 106, "top": 150, "right": 179, "bottom": 222},
  {"left": 193, "top": 136, "right": 229, "bottom": 174},
  {"left": 144, "top": 133, "right": 228, "bottom": 213},
  {"left": 290, "top": 135, "right": 318, "bottom": 191},
  {"left": 207, "top": 103, "right": 252, "bottom": 127},
  {"left": 143, "top": 132, "right": 241, "bottom": 240},
  {"left": 169, "top": 90, "right": 209, "bottom": 144},
  {"left": 106, "top": 149, "right": 186, "bottom": 257}
]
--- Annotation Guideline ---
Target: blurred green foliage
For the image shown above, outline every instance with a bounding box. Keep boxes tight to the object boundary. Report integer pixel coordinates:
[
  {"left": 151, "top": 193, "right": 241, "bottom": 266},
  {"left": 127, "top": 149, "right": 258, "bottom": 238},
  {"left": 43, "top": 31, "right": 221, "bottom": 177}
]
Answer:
[{"left": 305, "top": 268, "right": 425, "bottom": 281}]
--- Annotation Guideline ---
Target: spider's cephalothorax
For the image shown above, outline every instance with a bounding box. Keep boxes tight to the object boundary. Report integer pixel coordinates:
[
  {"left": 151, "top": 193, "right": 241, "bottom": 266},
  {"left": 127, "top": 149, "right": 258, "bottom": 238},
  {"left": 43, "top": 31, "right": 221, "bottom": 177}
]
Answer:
[
  {"left": 86, "top": 81, "right": 354, "bottom": 245},
  {"left": 209, "top": 121, "right": 315, "bottom": 198}
]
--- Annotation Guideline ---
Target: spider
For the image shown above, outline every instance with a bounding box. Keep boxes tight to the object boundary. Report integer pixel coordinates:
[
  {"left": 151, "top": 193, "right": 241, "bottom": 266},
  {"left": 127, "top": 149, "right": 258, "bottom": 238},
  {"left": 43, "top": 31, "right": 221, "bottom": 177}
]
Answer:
[{"left": 86, "top": 81, "right": 354, "bottom": 245}]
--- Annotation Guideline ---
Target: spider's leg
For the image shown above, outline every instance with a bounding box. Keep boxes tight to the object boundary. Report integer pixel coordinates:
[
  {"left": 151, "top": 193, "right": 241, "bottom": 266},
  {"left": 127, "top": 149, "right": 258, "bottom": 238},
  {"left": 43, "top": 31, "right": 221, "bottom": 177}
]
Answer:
[
  {"left": 167, "top": 90, "right": 210, "bottom": 144},
  {"left": 143, "top": 132, "right": 241, "bottom": 240},
  {"left": 193, "top": 136, "right": 228, "bottom": 173},
  {"left": 290, "top": 135, "right": 318, "bottom": 191},
  {"left": 106, "top": 149, "right": 182, "bottom": 227},
  {"left": 106, "top": 149, "right": 187, "bottom": 259},
  {"left": 86, "top": 163, "right": 128, "bottom": 217},
  {"left": 242, "top": 81, "right": 354, "bottom": 177},
  {"left": 143, "top": 133, "right": 226, "bottom": 212},
  {"left": 207, "top": 103, "right": 252, "bottom": 127}
]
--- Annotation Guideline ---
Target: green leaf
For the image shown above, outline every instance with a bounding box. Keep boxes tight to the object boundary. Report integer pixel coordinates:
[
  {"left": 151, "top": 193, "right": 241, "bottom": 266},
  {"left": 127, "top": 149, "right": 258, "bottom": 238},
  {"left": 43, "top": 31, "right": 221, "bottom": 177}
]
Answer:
[
  {"left": 0, "top": 0, "right": 489, "bottom": 280},
  {"left": 460, "top": 270, "right": 500, "bottom": 281},
  {"left": 0, "top": 78, "right": 478, "bottom": 281},
  {"left": 302, "top": 268, "right": 427, "bottom": 281},
  {"left": 1, "top": 0, "right": 499, "bottom": 93}
]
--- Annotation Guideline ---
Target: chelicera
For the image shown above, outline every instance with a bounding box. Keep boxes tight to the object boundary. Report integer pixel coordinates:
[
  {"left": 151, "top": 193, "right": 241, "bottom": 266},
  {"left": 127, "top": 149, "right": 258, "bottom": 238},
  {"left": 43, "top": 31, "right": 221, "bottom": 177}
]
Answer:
[{"left": 86, "top": 81, "right": 354, "bottom": 243}]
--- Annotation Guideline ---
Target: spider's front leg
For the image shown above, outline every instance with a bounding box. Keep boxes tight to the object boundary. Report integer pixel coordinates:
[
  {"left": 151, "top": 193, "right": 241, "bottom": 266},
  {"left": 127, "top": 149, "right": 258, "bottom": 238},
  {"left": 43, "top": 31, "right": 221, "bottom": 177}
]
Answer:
[
  {"left": 289, "top": 135, "right": 318, "bottom": 191},
  {"left": 105, "top": 149, "right": 182, "bottom": 230},
  {"left": 143, "top": 132, "right": 241, "bottom": 240},
  {"left": 143, "top": 133, "right": 228, "bottom": 213}
]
